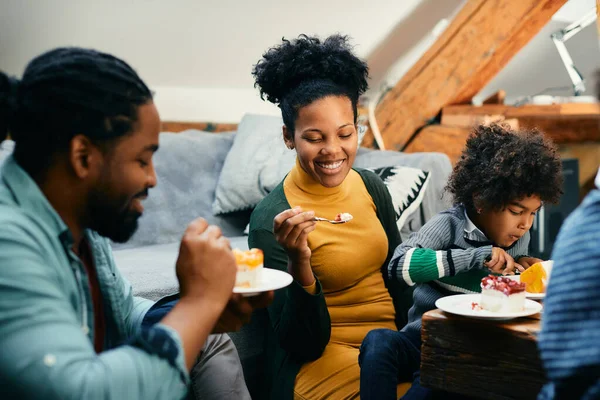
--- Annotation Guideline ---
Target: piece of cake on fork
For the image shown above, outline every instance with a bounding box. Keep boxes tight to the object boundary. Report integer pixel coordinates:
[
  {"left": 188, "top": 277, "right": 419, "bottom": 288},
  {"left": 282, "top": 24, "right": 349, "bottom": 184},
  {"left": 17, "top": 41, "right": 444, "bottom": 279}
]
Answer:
[
  {"left": 334, "top": 212, "right": 353, "bottom": 222},
  {"left": 480, "top": 274, "right": 526, "bottom": 313}
]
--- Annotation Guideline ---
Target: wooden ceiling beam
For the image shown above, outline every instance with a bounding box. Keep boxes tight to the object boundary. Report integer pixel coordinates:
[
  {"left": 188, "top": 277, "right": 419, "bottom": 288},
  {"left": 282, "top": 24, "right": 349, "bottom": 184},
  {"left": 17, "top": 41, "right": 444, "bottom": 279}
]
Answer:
[{"left": 375, "top": 0, "right": 568, "bottom": 150}]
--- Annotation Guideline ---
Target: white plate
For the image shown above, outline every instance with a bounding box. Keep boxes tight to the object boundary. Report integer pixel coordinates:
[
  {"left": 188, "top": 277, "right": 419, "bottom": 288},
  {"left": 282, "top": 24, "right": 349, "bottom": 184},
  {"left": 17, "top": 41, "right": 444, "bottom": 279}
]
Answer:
[
  {"left": 233, "top": 268, "right": 293, "bottom": 297},
  {"left": 524, "top": 291, "right": 545, "bottom": 300},
  {"left": 504, "top": 274, "right": 545, "bottom": 300},
  {"left": 435, "top": 294, "right": 542, "bottom": 320}
]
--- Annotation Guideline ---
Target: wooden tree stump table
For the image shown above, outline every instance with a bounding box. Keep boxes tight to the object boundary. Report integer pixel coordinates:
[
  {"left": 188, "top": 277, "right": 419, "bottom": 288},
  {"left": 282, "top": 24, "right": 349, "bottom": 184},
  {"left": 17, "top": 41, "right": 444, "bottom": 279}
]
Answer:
[{"left": 420, "top": 308, "right": 545, "bottom": 400}]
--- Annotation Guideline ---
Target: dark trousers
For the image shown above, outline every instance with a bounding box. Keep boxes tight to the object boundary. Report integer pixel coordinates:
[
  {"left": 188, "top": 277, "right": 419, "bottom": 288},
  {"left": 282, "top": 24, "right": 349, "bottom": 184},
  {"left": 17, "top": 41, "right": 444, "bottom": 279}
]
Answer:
[{"left": 359, "top": 328, "right": 467, "bottom": 400}]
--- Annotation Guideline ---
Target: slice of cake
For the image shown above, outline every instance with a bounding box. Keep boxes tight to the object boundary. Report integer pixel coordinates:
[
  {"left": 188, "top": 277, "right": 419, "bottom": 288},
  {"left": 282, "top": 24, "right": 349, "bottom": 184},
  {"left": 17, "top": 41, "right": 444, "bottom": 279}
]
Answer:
[
  {"left": 480, "top": 275, "right": 526, "bottom": 313},
  {"left": 233, "top": 248, "right": 264, "bottom": 288}
]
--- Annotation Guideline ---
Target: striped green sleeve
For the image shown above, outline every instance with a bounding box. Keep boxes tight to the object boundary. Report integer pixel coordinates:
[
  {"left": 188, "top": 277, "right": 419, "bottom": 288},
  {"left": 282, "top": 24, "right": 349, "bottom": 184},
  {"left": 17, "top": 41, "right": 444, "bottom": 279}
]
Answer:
[
  {"left": 388, "top": 211, "right": 493, "bottom": 286},
  {"left": 403, "top": 248, "right": 442, "bottom": 284}
]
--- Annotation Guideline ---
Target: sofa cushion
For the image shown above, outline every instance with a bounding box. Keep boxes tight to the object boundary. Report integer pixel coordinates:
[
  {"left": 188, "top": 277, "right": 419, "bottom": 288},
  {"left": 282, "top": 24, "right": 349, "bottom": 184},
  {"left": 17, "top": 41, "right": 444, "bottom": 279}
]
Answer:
[
  {"left": 113, "top": 242, "right": 180, "bottom": 300},
  {"left": 212, "top": 113, "right": 367, "bottom": 215},
  {"left": 114, "top": 130, "right": 250, "bottom": 250}
]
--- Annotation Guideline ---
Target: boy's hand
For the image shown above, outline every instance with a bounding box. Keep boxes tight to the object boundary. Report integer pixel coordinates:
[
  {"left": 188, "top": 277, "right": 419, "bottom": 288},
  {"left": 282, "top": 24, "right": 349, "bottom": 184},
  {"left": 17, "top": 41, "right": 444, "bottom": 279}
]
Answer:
[
  {"left": 516, "top": 256, "right": 544, "bottom": 269},
  {"left": 486, "top": 247, "right": 525, "bottom": 275}
]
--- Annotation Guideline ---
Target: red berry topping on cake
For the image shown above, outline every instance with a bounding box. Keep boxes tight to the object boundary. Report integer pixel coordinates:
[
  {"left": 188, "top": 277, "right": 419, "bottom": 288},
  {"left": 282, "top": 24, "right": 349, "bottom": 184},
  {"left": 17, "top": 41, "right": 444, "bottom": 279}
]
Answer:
[{"left": 481, "top": 274, "right": 526, "bottom": 296}]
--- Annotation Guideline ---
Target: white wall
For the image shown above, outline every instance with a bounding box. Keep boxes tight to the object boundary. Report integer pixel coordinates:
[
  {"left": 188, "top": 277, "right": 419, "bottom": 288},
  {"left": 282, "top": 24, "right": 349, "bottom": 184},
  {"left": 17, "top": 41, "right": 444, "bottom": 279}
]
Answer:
[{"left": 1, "top": 0, "right": 598, "bottom": 122}]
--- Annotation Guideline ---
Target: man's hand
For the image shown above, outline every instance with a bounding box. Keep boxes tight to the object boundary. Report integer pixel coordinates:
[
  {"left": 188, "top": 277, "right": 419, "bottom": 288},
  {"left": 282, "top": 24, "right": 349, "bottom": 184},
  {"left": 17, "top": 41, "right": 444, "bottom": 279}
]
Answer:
[
  {"left": 212, "top": 291, "right": 274, "bottom": 333},
  {"left": 175, "top": 218, "right": 236, "bottom": 308},
  {"left": 486, "top": 247, "right": 525, "bottom": 275},
  {"left": 162, "top": 218, "right": 240, "bottom": 369},
  {"left": 516, "top": 256, "right": 544, "bottom": 270}
]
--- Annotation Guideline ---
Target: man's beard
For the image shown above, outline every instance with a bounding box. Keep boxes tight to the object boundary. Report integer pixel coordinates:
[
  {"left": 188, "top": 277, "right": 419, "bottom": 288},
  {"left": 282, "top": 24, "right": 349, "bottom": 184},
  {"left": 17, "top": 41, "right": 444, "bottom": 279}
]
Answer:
[{"left": 88, "top": 190, "right": 144, "bottom": 243}]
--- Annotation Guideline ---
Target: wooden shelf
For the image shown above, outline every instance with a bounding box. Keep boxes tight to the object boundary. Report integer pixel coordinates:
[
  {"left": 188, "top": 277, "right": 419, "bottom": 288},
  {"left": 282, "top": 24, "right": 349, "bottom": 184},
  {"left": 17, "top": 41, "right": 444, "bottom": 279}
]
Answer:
[{"left": 441, "top": 103, "right": 600, "bottom": 144}]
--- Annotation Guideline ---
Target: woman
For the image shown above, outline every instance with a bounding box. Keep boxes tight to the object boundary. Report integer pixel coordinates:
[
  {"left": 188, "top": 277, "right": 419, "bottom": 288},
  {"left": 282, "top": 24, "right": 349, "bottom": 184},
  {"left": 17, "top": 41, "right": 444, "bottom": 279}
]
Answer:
[{"left": 248, "top": 34, "right": 413, "bottom": 400}]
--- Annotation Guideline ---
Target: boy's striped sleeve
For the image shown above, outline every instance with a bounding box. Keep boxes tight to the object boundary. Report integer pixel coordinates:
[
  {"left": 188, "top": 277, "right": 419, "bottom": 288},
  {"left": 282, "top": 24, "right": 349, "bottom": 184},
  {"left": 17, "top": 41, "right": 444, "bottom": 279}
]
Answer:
[{"left": 388, "top": 213, "right": 492, "bottom": 286}]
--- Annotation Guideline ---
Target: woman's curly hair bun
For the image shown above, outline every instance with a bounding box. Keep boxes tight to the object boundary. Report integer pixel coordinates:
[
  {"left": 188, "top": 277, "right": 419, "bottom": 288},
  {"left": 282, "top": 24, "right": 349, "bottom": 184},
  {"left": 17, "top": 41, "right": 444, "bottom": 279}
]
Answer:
[{"left": 252, "top": 34, "right": 368, "bottom": 105}]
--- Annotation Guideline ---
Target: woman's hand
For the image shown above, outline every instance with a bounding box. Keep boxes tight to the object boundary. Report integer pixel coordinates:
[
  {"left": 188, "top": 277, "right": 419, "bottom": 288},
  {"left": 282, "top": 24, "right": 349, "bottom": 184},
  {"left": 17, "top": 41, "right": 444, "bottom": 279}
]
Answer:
[
  {"left": 485, "top": 247, "right": 525, "bottom": 275},
  {"left": 273, "top": 207, "right": 317, "bottom": 285}
]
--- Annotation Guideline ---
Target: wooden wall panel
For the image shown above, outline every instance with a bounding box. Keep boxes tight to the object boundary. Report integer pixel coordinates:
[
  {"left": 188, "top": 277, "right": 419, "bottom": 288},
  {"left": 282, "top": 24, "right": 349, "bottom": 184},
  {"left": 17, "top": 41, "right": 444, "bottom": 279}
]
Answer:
[
  {"left": 161, "top": 121, "right": 238, "bottom": 133},
  {"left": 442, "top": 103, "right": 600, "bottom": 143}
]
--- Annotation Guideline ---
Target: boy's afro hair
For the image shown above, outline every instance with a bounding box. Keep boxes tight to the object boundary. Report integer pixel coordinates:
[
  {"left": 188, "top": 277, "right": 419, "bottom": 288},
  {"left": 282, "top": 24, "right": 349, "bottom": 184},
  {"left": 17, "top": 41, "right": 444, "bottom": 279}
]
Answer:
[{"left": 446, "top": 124, "right": 563, "bottom": 211}]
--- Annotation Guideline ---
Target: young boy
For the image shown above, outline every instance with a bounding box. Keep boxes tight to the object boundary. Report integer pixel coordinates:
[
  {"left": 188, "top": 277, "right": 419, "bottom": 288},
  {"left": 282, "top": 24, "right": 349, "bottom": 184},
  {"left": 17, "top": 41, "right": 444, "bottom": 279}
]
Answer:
[{"left": 359, "top": 124, "right": 564, "bottom": 400}]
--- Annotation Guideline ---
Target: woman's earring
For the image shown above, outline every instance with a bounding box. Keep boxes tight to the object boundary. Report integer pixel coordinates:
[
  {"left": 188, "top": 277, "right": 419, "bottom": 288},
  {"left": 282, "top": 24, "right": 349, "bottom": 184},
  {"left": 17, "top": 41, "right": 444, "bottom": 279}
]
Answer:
[{"left": 477, "top": 208, "right": 482, "bottom": 214}]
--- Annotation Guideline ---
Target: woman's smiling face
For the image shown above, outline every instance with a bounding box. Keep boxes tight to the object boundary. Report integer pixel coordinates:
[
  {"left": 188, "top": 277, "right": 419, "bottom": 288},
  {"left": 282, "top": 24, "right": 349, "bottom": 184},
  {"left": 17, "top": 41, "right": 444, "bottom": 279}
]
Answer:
[{"left": 284, "top": 95, "right": 358, "bottom": 188}]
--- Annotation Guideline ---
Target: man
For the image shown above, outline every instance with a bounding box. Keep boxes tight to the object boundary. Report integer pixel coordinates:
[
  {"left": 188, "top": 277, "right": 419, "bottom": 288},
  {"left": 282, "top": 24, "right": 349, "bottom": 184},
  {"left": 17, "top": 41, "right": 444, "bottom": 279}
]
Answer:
[
  {"left": 0, "top": 47, "right": 271, "bottom": 399},
  {"left": 537, "top": 169, "right": 600, "bottom": 400},
  {"left": 537, "top": 74, "right": 600, "bottom": 399}
]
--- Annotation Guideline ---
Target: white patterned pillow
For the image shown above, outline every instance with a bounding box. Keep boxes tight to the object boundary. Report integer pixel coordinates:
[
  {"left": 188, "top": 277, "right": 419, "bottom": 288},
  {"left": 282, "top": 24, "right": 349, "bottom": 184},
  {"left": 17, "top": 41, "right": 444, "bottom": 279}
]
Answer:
[{"left": 369, "top": 165, "right": 431, "bottom": 235}]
